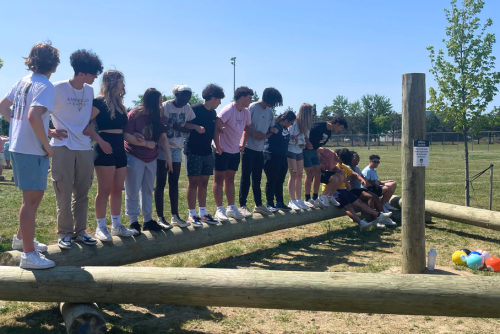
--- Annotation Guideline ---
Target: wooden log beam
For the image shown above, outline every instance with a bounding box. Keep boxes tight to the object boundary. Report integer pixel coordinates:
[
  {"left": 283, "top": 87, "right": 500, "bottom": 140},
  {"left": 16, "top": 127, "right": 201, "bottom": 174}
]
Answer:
[
  {"left": 1, "top": 266, "right": 500, "bottom": 318},
  {"left": 60, "top": 302, "right": 106, "bottom": 334},
  {"left": 1, "top": 207, "right": 350, "bottom": 267}
]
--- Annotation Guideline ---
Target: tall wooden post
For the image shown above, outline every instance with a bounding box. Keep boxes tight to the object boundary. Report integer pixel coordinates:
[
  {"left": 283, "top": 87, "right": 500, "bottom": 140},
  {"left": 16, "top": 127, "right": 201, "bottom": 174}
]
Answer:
[{"left": 401, "top": 73, "right": 426, "bottom": 274}]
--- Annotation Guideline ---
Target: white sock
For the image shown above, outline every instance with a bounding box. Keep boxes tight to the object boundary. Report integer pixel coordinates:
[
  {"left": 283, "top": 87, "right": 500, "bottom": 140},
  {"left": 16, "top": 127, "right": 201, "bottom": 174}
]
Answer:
[
  {"left": 189, "top": 209, "right": 197, "bottom": 218},
  {"left": 97, "top": 218, "right": 107, "bottom": 229},
  {"left": 111, "top": 215, "right": 121, "bottom": 228},
  {"left": 199, "top": 207, "right": 207, "bottom": 217},
  {"left": 217, "top": 206, "right": 224, "bottom": 211}
]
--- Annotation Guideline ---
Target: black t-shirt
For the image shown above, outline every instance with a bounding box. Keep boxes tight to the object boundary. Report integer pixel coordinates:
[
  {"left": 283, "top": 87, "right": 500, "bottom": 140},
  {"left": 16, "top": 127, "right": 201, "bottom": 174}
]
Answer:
[
  {"left": 93, "top": 97, "right": 128, "bottom": 130},
  {"left": 265, "top": 123, "right": 290, "bottom": 157},
  {"left": 307, "top": 121, "right": 331, "bottom": 150},
  {"left": 185, "top": 103, "right": 217, "bottom": 156}
]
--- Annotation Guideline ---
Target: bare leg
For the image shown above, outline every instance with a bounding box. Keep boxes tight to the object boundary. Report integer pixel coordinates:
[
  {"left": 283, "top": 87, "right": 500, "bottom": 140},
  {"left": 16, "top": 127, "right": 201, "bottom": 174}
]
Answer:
[
  {"left": 354, "top": 199, "right": 379, "bottom": 219},
  {"left": 359, "top": 190, "right": 384, "bottom": 212},
  {"left": 343, "top": 203, "right": 361, "bottom": 224},
  {"left": 187, "top": 176, "right": 201, "bottom": 210},
  {"left": 287, "top": 158, "right": 297, "bottom": 200},
  {"left": 110, "top": 167, "right": 127, "bottom": 216},
  {"left": 95, "top": 166, "right": 115, "bottom": 219},
  {"left": 295, "top": 159, "right": 304, "bottom": 199},
  {"left": 198, "top": 175, "right": 210, "bottom": 208},
  {"left": 19, "top": 190, "right": 44, "bottom": 253},
  {"left": 224, "top": 170, "right": 237, "bottom": 206},
  {"left": 381, "top": 181, "right": 397, "bottom": 204},
  {"left": 312, "top": 165, "right": 321, "bottom": 195},
  {"left": 213, "top": 170, "right": 226, "bottom": 207},
  {"left": 304, "top": 167, "right": 314, "bottom": 197}
]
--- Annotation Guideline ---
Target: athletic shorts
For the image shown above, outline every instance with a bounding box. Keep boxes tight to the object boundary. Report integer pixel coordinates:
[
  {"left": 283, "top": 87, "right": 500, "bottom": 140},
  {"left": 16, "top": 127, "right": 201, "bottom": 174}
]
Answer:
[
  {"left": 303, "top": 149, "right": 319, "bottom": 168},
  {"left": 0, "top": 152, "right": 5, "bottom": 166},
  {"left": 214, "top": 149, "right": 240, "bottom": 172},
  {"left": 350, "top": 188, "right": 365, "bottom": 197},
  {"left": 320, "top": 170, "right": 340, "bottom": 184},
  {"left": 11, "top": 152, "right": 49, "bottom": 190},
  {"left": 287, "top": 151, "right": 304, "bottom": 161},
  {"left": 94, "top": 133, "right": 127, "bottom": 169},
  {"left": 367, "top": 185, "right": 383, "bottom": 197},
  {"left": 186, "top": 153, "right": 214, "bottom": 176},
  {"left": 333, "top": 189, "right": 359, "bottom": 209}
]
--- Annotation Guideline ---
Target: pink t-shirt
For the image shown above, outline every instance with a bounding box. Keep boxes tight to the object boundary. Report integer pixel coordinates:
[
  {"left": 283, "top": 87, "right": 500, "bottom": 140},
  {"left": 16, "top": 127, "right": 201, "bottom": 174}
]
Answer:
[
  {"left": 321, "top": 149, "right": 339, "bottom": 171},
  {"left": 217, "top": 102, "right": 251, "bottom": 154},
  {"left": 124, "top": 109, "right": 163, "bottom": 163}
]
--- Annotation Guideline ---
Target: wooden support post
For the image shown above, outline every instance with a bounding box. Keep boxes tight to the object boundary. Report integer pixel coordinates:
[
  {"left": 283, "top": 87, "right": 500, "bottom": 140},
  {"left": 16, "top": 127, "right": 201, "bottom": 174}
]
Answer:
[
  {"left": 401, "top": 73, "right": 426, "bottom": 274},
  {"left": 60, "top": 302, "right": 106, "bottom": 334}
]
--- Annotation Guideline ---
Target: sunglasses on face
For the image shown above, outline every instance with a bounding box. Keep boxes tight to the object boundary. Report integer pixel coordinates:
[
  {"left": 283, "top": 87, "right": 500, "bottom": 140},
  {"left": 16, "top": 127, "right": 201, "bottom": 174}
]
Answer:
[{"left": 371, "top": 160, "right": 380, "bottom": 164}]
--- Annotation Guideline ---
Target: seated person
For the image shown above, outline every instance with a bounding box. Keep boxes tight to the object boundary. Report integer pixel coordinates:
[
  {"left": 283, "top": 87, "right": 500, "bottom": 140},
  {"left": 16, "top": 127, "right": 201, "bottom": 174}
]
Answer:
[
  {"left": 317, "top": 147, "right": 343, "bottom": 207},
  {"left": 333, "top": 148, "right": 392, "bottom": 231},
  {"left": 362, "top": 155, "right": 397, "bottom": 212},
  {"left": 349, "top": 152, "right": 396, "bottom": 226}
]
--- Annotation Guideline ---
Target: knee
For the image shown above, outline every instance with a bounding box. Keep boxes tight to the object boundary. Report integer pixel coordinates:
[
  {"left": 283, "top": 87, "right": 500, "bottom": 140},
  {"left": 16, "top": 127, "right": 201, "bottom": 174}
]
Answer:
[{"left": 97, "top": 186, "right": 113, "bottom": 198}]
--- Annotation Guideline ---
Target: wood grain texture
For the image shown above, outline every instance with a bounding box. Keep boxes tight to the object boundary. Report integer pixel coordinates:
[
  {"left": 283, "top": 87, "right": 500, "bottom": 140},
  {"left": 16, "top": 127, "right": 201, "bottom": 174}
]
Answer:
[{"left": 60, "top": 302, "right": 106, "bottom": 334}]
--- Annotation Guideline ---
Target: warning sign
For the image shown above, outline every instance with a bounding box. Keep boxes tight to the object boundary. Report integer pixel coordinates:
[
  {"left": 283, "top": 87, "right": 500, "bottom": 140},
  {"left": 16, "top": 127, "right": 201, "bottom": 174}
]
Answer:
[{"left": 413, "top": 140, "right": 429, "bottom": 167}]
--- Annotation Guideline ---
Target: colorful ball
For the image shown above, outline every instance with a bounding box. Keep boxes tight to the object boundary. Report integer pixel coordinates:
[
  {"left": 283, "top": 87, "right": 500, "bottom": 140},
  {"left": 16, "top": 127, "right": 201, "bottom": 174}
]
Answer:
[
  {"left": 467, "top": 254, "right": 484, "bottom": 270},
  {"left": 485, "top": 257, "right": 500, "bottom": 272},
  {"left": 469, "top": 251, "right": 482, "bottom": 257},
  {"left": 452, "top": 250, "right": 468, "bottom": 265},
  {"left": 476, "top": 249, "right": 490, "bottom": 261},
  {"left": 461, "top": 248, "right": 471, "bottom": 255}
]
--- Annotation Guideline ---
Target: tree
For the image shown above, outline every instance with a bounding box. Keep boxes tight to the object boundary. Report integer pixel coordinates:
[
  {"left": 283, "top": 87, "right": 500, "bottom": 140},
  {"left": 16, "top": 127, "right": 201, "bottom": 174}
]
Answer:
[
  {"left": 0, "top": 58, "right": 3, "bottom": 70},
  {"left": 428, "top": 0, "right": 500, "bottom": 206},
  {"left": 132, "top": 92, "right": 203, "bottom": 108},
  {"left": 252, "top": 91, "right": 260, "bottom": 102}
]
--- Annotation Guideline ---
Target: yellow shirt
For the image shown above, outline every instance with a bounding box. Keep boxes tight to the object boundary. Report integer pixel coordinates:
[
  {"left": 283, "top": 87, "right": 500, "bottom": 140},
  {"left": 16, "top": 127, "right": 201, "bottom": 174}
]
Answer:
[{"left": 336, "top": 163, "right": 353, "bottom": 190}]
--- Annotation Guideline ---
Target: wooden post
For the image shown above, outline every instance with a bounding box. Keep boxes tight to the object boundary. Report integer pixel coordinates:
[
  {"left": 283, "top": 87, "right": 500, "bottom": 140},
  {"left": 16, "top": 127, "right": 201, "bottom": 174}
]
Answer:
[
  {"left": 401, "top": 73, "right": 426, "bottom": 274},
  {"left": 60, "top": 303, "right": 106, "bottom": 334}
]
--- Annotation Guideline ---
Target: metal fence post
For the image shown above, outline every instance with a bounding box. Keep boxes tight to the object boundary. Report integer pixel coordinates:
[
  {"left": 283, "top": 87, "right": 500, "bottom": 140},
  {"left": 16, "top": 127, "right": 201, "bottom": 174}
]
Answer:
[{"left": 490, "top": 164, "right": 494, "bottom": 211}]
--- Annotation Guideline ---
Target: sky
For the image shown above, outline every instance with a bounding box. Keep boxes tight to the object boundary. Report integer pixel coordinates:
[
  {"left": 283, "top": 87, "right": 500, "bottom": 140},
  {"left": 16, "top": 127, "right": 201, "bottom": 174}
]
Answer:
[{"left": 1, "top": 0, "right": 500, "bottom": 115}]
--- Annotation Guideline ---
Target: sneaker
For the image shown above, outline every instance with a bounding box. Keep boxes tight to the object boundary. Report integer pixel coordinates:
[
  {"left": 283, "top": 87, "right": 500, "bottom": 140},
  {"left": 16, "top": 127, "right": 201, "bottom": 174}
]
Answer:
[
  {"left": 157, "top": 216, "right": 173, "bottom": 230},
  {"left": 254, "top": 205, "right": 273, "bottom": 216},
  {"left": 383, "top": 202, "right": 395, "bottom": 211},
  {"left": 215, "top": 208, "right": 230, "bottom": 222},
  {"left": 306, "top": 199, "right": 318, "bottom": 208},
  {"left": 171, "top": 215, "right": 190, "bottom": 227},
  {"left": 315, "top": 198, "right": 327, "bottom": 208},
  {"left": 58, "top": 235, "right": 72, "bottom": 250},
  {"left": 381, "top": 218, "right": 397, "bottom": 226},
  {"left": 72, "top": 233, "right": 98, "bottom": 246},
  {"left": 327, "top": 196, "right": 341, "bottom": 207},
  {"left": 288, "top": 200, "right": 302, "bottom": 211},
  {"left": 188, "top": 216, "right": 204, "bottom": 228},
  {"left": 228, "top": 206, "right": 245, "bottom": 220},
  {"left": 373, "top": 222, "right": 386, "bottom": 229},
  {"left": 266, "top": 204, "right": 278, "bottom": 213},
  {"left": 111, "top": 224, "right": 135, "bottom": 237},
  {"left": 374, "top": 212, "right": 392, "bottom": 225},
  {"left": 275, "top": 202, "right": 292, "bottom": 211},
  {"left": 12, "top": 235, "right": 48, "bottom": 252},
  {"left": 200, "top": 214, "right": 219, "bottom": 225},
  {"left": 382, "top": 206, "right": 390, "bottom": 213},
  {"left": 143, "top": 219, "right": 163, "bottom": 231},
  {"left": 360, "top": 220, "right": 372, "bottom": 231},
  {"left": 95, "top": 226, "right": 113, "bottom": 242},
  {"left": 20, "top": 251, "right": 55, "bottom": 270},
  {"left": 318, "top": 196, "right": 330, "bottom": 208},
  {"left": 238, "top": 205, "right": 253, "bottom": 218},
  {"left": 296, "top": 199, "right": 310, "bottom": 210},
  {"left": 129, "top": 221, "right": 142, "bottom": 236}
]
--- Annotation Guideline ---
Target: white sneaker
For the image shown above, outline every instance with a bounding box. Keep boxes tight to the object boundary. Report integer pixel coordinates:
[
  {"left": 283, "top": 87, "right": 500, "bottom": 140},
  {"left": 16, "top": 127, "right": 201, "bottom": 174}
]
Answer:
[
  {"left": 305, "top": 199, "right": 317, "bottom": 208},
  {"left": 238, "top": 205, "right": 253, "bottom": 218},
  {"left": 288, "top": 200, "right": 302, "bottom": 211},
  {"left": 20, "top": 251, "right": 55, "bottom": 269},
  {"left": 266, "top": 205, "right": 278, "bottom": 213},
  {"left": 215, "top": 208, "right": 230, "bottom": 222},
  {"left": 374, "top": 212, "right": 392, "bottom": 224},
  {"left": 296, "top": 199, "right": 310, "bottom": 210},
  {"left": 383, "top": 202, "right": 395, "bottom": 211},
  {"left": 382, "top": 218, "right": 397, "bottom": 226},
  {"left": 12, "top": 235, "right": 48, "bottom": 252},
  {"left": 95, "top": 226, "right": 113, "bottom": 242},
  {"left": 327, "top": 196, "right": 340, "bottom": 207},
  {"left": 315, "top": 198, "right": 328, "bottom": 208},
  {"left": 227, "top": 206, "right": 245, "bottom": 220},
  {"left": 171, "top": 215, "right": 191, "bottom": 227},
  {"left": 319, "top": 196, "right": 330, "bottom": 207},
  {"left": 254, "top": 205, "right": 273, "bottom": 216},
  {"left": 382, "top": 206, "right": 390, "bottom": 213},
  {"left": 373, "top": 222, "right": 386, "bottom": 229},
  {"left": 360, "top": 220, "right": 372, "bottom": 231},
  {"left": 111, "top": 224, "right": 135, "bottom": 237}
]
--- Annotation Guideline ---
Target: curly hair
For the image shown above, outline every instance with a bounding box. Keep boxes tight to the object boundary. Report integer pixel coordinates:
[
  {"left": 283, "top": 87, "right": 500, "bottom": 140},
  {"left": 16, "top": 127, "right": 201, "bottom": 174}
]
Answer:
[
  {"left": 331, "top": 114, "right": 348, "bottom": 129},
  {"left": 24, "top": 42, "right": 60, "bottom": 74},
  {"left": 262, "top": 88, "right": 283, "bottom": 108},
  {"left": 234, "top": 86, "right": 253, "bottom": 101},
  {"left": 202, "top": 84, "right": 225, "bottom": 101},
  {"left": 70, "top": 49, "right": 103, "bottom": 76},
  {"left": 335, "top": 148, "right": 352, "bottom": 165}
]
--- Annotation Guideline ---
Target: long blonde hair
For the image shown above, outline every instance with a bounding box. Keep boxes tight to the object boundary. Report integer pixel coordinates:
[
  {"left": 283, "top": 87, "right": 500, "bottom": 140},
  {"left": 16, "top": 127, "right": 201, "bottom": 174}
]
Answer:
[
  {"left": 98, "top": 70, "right": 126, "bottom": 119},
  {"left": 297, "top": 103, "right": 313, "bottom": 135}
]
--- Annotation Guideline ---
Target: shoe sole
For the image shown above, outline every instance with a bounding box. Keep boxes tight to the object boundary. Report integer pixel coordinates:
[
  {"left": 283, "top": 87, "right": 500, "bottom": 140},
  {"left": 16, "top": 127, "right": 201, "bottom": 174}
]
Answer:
[
  {"left": 58, "top": 243, "right": 72, "bottom": 250},
  {"left": 216, "top": 217, "right": 230, "bottom": 222},
  {"left": 227, "top": 214, "right": 245, "bottom": 220},
  {"left": 20, "top": 263, "right": 55, "bottom": 269},
  {"left": 202, "top": 220, "right": 219, "bottom": 225},
  {"left": 277, "top": 208, "right": 292, "bottom": 211},
  {"left": 158, "top": 225, "right": 173, "bottom": 230},
  {"left": 254, "top": 210, "right": 273, "bottom": 216},
  {"left": 97, "top": 236, "right": 113, "bottom": 242},
  {"left": 171, "top": 223, "right": 190, "bottom": 227},
  {"left": 111, "top": 233, "right": 134, "bottom": 237},
  {"left": 190, "top": 223, "right": 204, "bottom": 228},
  {"left": 72, "top": 240, "right": 98, "bottom": 246},
  {"left": 12, "top": 247, "right": 48, "bottom": 252}
]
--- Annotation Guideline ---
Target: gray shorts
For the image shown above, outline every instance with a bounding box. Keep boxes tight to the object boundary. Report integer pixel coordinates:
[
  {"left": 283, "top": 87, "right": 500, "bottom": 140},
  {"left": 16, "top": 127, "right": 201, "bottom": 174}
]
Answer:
[
  {"left": 287, "top": 151, "right": 303, "bottom": 161},
  {"left": 11, "top": 152, "right": 50, "bottom": 190},
  {"left": 186, "top": 153, "right": 214, "bottom": 176}
]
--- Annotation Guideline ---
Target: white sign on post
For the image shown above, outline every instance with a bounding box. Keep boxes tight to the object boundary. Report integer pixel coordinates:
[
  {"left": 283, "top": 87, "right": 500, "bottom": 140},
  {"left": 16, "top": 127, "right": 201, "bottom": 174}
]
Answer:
[{"left": 413, "top": 140, "right": 429, "bottom": 167}]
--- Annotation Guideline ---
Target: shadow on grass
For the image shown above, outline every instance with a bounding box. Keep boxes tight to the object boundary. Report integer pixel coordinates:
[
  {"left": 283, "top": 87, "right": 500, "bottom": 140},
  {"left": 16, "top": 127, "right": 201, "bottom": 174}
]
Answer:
[
  {"left": 427, "top": 224, "right": 500, "bottom": 243},
  {"left": 0, "top": 305, "right": 67, "bottom": 334}
]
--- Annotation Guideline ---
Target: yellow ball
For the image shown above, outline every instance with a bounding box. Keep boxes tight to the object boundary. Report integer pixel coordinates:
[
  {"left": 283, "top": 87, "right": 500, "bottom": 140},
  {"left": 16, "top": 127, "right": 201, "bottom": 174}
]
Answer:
[{"left": 452, "top": 250, "right": 467, "bottom": 265}]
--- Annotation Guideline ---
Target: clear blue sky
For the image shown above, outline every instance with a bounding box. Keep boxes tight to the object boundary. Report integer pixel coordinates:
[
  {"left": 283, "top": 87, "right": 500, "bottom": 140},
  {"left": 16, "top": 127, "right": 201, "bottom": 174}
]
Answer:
[{"left": 1, "top": 0, "right": 500, "bottom": 115}]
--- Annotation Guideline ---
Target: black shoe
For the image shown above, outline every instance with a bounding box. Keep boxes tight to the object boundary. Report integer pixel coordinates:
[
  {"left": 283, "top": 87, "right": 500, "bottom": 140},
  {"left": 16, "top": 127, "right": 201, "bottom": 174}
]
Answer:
[
  {"left": 129, "top": 221, "right": 142, "bottom": 235},
  {"left": 143, "top": 219, "right": 163, "bottom": 231},
  {"left": 275, "top": 202, "right": 292, "bottom": 211}
]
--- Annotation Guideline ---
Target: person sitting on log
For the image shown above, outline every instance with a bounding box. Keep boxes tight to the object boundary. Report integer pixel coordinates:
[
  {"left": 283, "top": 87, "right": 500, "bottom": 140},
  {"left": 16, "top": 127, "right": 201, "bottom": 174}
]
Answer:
[
  {"left": 361, "top": 154, "right": 397, "bottom": 212},
  {"left": 317, "top": 147, "right": 343, "bottom": 207}
]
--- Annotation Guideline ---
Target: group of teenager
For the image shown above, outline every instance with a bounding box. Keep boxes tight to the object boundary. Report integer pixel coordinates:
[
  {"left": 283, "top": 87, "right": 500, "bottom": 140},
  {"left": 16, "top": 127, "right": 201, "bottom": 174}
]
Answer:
[{"left": 0, "top": 42, "right": 397, "bottom": 270}]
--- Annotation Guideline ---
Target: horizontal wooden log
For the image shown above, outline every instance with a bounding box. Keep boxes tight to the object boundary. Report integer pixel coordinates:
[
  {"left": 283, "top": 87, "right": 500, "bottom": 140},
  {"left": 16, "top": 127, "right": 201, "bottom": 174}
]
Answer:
[
  {"left": 1, "top": 266, "right": 500, "bottom": 318},
  {"left": 60, "top": 302, "right": 106, "bottom": 334},
  {"left": 1, "top": 206, "right": 351, "bottom": 267}
]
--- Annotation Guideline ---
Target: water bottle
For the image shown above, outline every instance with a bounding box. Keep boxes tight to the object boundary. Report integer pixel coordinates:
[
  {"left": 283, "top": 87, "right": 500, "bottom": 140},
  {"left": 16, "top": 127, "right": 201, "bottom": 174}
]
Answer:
[{"left": 428, "top": 248, "right": 438, "bottom": 270}]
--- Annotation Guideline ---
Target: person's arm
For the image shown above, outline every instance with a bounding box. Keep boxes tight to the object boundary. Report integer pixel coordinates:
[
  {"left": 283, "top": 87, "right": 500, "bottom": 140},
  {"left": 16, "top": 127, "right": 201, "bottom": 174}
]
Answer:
[
  {"left": 244, "top": 125, "right": 265, "bottom": 141},
  {"left": 28, "top": 106, "right": 53, "bottom": 157},
  {"left": 184, "top": 121, "right": 205, "bottom": 134},
  {"left": 305, "top": 137, "right": 313, "bottom": 150},
  {"left": 0, "top": 97, "right": 12, "bottom": 121},
  {"left": 214, "top": 118, "right": 224, "bottom": 155},
  {"left": 159, "top": 133, "right": 173, "bottom": 172},
  {"left": 173, "top": 122, "right": 192, "bottom": 133},
  {"left": 240, "top": 130, "right": 250, "bottom": 151},
  {"left": 123, "top": 132, "right": 154, "bottom": 148},
  {"left": 264, "top": 126, "right": 279, "bottom": 139}
]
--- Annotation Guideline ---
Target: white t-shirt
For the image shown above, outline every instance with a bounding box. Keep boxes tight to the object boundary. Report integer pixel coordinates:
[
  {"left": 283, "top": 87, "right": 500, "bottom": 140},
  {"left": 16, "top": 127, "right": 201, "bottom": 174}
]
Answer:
[
  {"left": 287, "top": 122, "right": 307, "bottom": 154},
  {"left": 50, "top": 80, "right": 94, "bottom": 150},
  {"left": 5, "top": 73, "right": 55, "bottom": 156},
  {"left": 163, "top": 99, "right": 195, "bottom": 149}
]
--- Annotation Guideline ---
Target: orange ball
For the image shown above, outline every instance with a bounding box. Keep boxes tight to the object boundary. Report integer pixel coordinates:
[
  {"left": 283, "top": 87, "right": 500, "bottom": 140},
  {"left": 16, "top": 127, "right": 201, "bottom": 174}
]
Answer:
[{"left": 485, "top": 256, "right": 500, "bottom": 272}]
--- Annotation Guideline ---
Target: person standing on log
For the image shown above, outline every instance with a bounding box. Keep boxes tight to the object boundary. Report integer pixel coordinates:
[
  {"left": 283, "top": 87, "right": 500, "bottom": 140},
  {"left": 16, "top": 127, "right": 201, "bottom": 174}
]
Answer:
[
  {"left": 238, "top": 88, "right": 282, "bottom": 218},
  {"left": 303, "top": 115, "right": 347, "bottom": 208},
  {"left": 50, "top": 50, "right": 103, "bottom": 250},
  {"left": 185, "top": 84, "right": 225, "bottom": 226},
  {"left": 361, "top": 154, "right": 397, "bottom": 212},
  {"left": 125, "top": 88, "right": 172, "bottom": 235},
  {"left": 213, "top": 87, "right": 253, "bottom": 222},
  {"left": 155, "top": 85, "right": 197, "bottom": 229},
  {"left": 0, "top": 42, "right": 59, "bottom": 269}
]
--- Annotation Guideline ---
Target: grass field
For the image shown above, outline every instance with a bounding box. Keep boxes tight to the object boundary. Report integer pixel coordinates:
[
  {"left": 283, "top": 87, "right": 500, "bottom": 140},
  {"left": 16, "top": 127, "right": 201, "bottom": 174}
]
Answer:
[{"left": 1, "top": 145, "right": 500, "bottom": 333}]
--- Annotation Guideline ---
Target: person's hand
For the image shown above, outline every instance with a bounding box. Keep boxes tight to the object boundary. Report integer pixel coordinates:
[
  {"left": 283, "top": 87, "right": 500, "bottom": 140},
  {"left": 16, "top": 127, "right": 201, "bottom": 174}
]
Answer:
[
  {"left": 270, "top": 127, "right": 279, "bottom": 134},
  {"left": 196, "top": 126, "right": 205, "bottom": 134},
  {"left": 291, "top": 135, "right": 298, "bottom": 144},
  {"left": 361, "top": 179, "right": 367, "bottom": 186},
  {"left": 43, "top": 143, "right": 54, "bottom": 158},
  {"left": 300, "top": 144, "right": 305, "bottom": 149},
  {"left": 49, "top": 128, "right": 68, "bottom": 140},
  {"left": 216, "top": 145, "right": 223, "bottom": 155},
  {"left": 220, "top": 126, "right": 226, "bottom": 134},
  {"left": 134, "top": 132, "right": 145, "bottom": 142},
  {"left": 165, "top": 159, "right": 173, "bottom": 173},
  {"left": 340, "top": 168, "right": 345, "bottom": 175},
  {"left": 306, "top": 142, "right": 313, "bottom": 150},
  {"left": 99, "top": 140, "right": 113, "bottom": 154},
  {"left": 252, "top": 131, "right": 266, "bottom": 141},
  {"left": 173, "top": 123, "right": 183, "bottom": 131},
  {"left": 146, "top": 141, "right": 156, "bottom": 149},
  {"left": 239, "top": 144, "right": 245, "bottom": 153}
]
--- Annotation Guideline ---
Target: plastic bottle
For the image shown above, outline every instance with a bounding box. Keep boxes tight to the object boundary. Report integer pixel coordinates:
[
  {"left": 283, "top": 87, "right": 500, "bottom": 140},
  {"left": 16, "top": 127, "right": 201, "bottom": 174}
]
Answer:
[{"left": 428, "top": 248, "right": 438, "bottom": 270}]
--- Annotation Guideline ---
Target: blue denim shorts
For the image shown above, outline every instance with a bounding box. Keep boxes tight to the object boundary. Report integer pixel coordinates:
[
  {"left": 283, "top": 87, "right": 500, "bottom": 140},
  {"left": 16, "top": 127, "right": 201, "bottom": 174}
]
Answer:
[
  {"left": 303, "top": 149, "right": 319, "bottom": 168},
  {"left": 171, "top": 148, "right": 182, "bottom": 163},
  {"left": 11, "top": 152, "right": 50, "bottom": 190}
]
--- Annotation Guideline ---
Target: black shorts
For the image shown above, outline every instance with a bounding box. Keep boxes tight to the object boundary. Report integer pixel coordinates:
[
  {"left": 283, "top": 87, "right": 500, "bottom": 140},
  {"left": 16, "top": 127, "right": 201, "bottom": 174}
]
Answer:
[
  {"left": 367, "top": 185, "right": 383, "bottom": 197},
  {"left": 93, "top": 132, "right": 127, "bottom": 169},
  {"left": 350, "top": 188, "right": 365, "bottom": 197},
  {"left": 186, "top": 153, "right": 214, "bottom": 176},
  {"left": 214, "top": 149, "right": 241, "bottom": 172},
  {"left": 320, "top": 170, "right": 339, "bottom": 184},
  {"left": 333, "top": 189, "right": 359, "bottom": 208},
  {"left": 287, "top": 151, "right": 304, "bottom": 161}
]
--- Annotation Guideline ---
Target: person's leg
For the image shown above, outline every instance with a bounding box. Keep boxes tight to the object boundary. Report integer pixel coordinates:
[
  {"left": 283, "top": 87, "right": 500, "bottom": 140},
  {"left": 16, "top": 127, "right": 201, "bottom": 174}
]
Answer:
[
  {"left": 72, "top": 149, "right": 94, "bottom": 237},
  {"left": 251, "top": 151, "right": 264, "bottom": 206},
  {"left": 187, "top": 176, "right": 201, "bottom": 210},
  {"left": 304, "top": 167, "right": 314, "bottom": 199},
  {"left": 295, "top": 159, "right": 304, "bottom": 200},
  {"left": 213, "top": 170, "right": 226, "bottom": 207},
  {"left": 19, "top": 190, "right": 45, "bottom": 253},
  {"left": 140, "top": 160, "right": 157, "bottom": 222},
  {"left": 354, "top": 199, "right": 379, "bottom": 219},
  {"left": 198, "top": 175, "right": 210, "bottom": 208},
  {"left": 154, "top": 159, "right": 167, "bottom": 218},
  {"left": 275, "top": 156, "right": 288, "bottom": 204},
  {"left": 95, "top": 166, "right": 115, "bottom": 219},
  {"left": 168, "top": 162, "right": 182, "bottom": 216},
  {"left": 125, "top": 154, "right": 146, "bottom": 224},
  {"left": 52, "top": 146, "right": 76, "bottom": 238},
  {"left": 359, "top": 191, "right": 384, "bottom": 212},
  {"left": 264, "top": 154, "right": 278, "bottom": 206},
  {"left": 110, "top": 167, "right": 127, "bottom": 216},
  {"left": 381, "top": 181, "right": 397, "bottom": 204},
  {"left": 343, "top": 203, "right": 361, "bottom": 224},
  {"left": 239, "top": 148, "right": 254, "bottom": 207},
  {"left": 312, "top": 164, "right": 322, "bottom": 198},
  {"left": 287, "top": 158, "right": 297, "bottom": 201},
  {"left": 225, "top": 170, "right": 237, "bottom": 206}
]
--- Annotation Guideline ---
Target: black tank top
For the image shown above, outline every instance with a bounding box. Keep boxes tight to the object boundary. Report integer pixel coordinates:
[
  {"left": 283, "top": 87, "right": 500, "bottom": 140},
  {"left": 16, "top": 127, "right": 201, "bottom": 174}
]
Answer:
[{"left": 93, "top": 97, "right": 128, "bottom": 130}]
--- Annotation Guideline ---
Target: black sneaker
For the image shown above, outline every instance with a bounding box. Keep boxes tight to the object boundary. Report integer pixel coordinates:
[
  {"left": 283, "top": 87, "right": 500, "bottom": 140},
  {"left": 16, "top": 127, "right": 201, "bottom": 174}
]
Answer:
[
  {"left": 275, "top": 202, "right": 292, "bottom": 211},
  {"left": 200, "top": 214, "right": 219, "bottom": 225},
  {"left": 143, "top": 220, "right": 163, "bottom": 231},
  {"left": 129, "top": 221, "right": 142, "bottom": 235}
]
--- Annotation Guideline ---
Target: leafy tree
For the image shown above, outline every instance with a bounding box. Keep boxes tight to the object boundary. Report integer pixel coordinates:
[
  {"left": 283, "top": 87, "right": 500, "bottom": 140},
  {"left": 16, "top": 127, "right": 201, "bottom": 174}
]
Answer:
[
  {"left": 0, "top": 58, "right": 3, "bottom": 70},
  {"left": 132, "top": 92, "right": 203, "bottom": 108},
  {"left": 252, "top": 91, "right": 260, "bottom": 102},
  {"left": 428, "top": 0, "right": 500, "bottom": 206},
  {"left": 312, "top": 103, "right": 318, "bottom": 121}
]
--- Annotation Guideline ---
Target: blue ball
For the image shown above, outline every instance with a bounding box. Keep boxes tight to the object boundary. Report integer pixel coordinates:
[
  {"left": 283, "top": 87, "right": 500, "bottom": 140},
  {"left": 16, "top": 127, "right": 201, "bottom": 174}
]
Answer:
[
  {"left": 469, "top": 251, "right": 482, "bottom": 257},
  {"left": 467, "top": 254, "right": 484, "bottom": 270}
]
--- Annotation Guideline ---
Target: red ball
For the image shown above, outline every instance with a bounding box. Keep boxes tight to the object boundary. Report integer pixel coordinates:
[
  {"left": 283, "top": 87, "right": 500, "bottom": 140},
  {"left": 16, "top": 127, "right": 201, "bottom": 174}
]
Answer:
[{"left": 485, "top": 256, "right": 500, "bottom": 272}]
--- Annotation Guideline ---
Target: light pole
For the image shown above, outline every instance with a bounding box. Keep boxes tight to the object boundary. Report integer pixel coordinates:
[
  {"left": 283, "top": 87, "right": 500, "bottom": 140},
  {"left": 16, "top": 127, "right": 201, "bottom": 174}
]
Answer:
[
  {"left": 230, "top": 57, "right": 236, "bottom": 92},
  {"left": 367, "top": 109, "right": 370, "bottom": 150}
]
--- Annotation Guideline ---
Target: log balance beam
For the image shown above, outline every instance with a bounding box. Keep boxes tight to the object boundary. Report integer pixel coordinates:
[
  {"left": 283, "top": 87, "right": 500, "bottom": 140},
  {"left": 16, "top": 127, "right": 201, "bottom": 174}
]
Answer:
[{"left": 1, "top": 266, "right": 500, "bottom": 318}]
